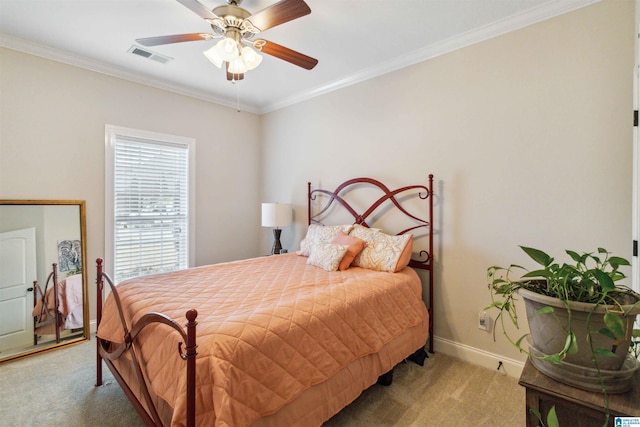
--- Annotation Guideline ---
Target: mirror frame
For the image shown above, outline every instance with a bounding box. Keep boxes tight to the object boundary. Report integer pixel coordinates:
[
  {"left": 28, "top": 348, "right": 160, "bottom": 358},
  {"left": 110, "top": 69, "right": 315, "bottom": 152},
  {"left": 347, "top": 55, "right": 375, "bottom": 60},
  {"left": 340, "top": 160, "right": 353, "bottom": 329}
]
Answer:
[{"left": 0, "top": 199, "right": 89, "bottom": 363}]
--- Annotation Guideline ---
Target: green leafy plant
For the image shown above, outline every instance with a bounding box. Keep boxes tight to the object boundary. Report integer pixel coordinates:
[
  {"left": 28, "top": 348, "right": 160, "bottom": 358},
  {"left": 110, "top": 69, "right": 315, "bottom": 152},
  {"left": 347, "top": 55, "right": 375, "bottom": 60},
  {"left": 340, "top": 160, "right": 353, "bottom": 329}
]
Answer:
[
  {"left": 487, "top": 246, "right": 640, "bottom": 427},
  {"left": 487, "top": 246, "right": 639, "bottom": 363},
  {"left": 530, "top": 406, "right": 559, "bottom": 427}
]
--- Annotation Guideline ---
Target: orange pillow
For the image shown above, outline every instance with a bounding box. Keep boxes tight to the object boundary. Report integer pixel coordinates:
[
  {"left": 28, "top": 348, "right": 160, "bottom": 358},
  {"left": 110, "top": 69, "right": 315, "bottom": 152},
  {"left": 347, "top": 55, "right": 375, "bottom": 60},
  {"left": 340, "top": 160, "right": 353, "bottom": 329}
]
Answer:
[
  {"left": 331, "top": 231, "right": 366, "bottom": 271},
  {"left": 395, "top": 234, "right": 413, "bottom": 272}
]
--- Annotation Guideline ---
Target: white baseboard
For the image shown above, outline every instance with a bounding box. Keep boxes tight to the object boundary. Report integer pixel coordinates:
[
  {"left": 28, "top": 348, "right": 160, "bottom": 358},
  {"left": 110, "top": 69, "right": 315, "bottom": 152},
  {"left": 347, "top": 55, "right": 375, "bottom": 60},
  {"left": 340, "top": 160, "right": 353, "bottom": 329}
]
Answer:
[{"left": 433, "top": 336, "right": 525, "bottom": 379}]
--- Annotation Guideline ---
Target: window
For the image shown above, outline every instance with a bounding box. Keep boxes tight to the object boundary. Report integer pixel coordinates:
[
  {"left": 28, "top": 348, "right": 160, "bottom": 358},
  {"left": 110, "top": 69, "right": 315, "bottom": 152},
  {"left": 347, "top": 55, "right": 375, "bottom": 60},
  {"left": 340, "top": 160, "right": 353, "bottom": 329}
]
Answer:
[{"left": 105, "top": 125, "right": 195, "bottom": 283}]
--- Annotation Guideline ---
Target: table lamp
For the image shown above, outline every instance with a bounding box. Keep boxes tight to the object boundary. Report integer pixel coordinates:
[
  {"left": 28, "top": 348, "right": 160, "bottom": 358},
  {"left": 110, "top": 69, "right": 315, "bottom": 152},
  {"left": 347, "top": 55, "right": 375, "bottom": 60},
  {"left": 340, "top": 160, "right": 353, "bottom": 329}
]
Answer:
[{"left": 261, "top": 203, "right": 292, "bottom": 255}]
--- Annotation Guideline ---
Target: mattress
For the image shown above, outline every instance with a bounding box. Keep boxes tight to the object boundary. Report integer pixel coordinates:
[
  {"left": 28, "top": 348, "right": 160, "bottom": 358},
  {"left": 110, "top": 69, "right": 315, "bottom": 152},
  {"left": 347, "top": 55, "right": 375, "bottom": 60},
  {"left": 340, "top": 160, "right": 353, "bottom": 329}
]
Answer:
[{"left": 98, "top": 253, "right": 429, "bottom": 426}]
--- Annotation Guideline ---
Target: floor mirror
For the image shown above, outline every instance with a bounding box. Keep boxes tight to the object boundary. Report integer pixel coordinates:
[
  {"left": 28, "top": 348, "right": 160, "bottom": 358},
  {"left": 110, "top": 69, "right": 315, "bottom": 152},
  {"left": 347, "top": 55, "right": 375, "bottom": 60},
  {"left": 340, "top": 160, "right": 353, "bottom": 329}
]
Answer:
[{"left": 0, "top": 200, "right": 89, "bottom": 363}]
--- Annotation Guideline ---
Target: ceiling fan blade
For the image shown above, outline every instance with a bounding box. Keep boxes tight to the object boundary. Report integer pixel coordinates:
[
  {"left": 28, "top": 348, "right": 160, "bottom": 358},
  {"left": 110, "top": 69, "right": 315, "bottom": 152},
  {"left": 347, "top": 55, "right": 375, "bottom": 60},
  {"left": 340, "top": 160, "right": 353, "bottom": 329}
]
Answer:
[
  {"left": 256, "top": 39, "right": 318, "bottom": 70},
  {"left": 136, "top": 33, "right": 214, "bottom": 47},
  {"left": 176, "top": 0, "right": 218, "bottom": 21},
  {"left": 247, "top": 0, "right": 311, "bottom": 32}
]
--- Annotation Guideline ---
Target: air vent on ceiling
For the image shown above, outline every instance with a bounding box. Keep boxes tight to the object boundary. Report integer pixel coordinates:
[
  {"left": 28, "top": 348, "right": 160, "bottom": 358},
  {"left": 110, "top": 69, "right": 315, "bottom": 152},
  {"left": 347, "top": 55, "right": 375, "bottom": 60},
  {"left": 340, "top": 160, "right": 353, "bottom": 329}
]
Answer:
[{"left": 128, "top": 46, "right": 173, "bottom": 64}]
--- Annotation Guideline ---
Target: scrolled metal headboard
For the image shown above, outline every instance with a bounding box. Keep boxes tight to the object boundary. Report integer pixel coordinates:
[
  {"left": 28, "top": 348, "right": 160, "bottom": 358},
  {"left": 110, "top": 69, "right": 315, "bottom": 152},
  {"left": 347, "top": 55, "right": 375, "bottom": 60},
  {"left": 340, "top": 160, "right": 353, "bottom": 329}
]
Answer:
[{"left": 307, "top": 174, "right": 435, "bottom": 352}]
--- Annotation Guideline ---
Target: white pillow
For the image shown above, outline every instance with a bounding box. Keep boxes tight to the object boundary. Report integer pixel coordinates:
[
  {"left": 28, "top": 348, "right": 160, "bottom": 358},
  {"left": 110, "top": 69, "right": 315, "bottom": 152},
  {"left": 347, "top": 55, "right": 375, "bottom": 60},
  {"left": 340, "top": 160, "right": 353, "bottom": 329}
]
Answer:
[
  {"left": 349, "top": 224, "right": 413, "bottom": 272},
  {"left": 297, "top": 224, "right": 354, "bottom": 257},
  {"left": 306, "top": 242, "right": 350, "bottom": 272}
]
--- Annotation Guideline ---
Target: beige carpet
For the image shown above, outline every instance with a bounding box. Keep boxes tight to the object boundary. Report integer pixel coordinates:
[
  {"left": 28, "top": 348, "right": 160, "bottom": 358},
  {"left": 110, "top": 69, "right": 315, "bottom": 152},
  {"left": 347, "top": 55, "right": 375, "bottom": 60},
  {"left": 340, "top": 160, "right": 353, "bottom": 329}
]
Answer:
[{"left": 0, "top": 337, "right": 525, "bottom": 426}]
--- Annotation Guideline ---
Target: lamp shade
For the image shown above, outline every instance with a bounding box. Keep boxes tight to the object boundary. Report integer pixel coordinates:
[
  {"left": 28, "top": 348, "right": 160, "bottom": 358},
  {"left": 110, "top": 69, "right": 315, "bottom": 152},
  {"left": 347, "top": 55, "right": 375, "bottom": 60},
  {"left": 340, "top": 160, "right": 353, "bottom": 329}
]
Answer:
[
  {"left": 241, "top": 46, "right": 263, "bottom": 70},
  {"left": 227, "top": 56, "right": 248, "bottom": 74},
  {"left": 203, "top": 45, "right": 223, "bottom": 68},
  {"left": 216, "top": 37, "right": 239, "bottom": 61},
  {"left": 261, "top": 203, "right": 292, "bottom": 228}
]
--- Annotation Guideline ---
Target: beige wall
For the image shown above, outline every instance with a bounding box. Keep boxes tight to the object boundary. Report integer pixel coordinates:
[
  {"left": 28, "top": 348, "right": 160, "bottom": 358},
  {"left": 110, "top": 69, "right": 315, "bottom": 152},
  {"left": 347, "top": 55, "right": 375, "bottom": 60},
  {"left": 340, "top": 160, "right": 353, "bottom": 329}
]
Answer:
[
  {"left": 260, "top": 0, "right": 635, "bottom": 366},
  {"left": 0, "top": 49, "right": 262, "bottom": 317}
]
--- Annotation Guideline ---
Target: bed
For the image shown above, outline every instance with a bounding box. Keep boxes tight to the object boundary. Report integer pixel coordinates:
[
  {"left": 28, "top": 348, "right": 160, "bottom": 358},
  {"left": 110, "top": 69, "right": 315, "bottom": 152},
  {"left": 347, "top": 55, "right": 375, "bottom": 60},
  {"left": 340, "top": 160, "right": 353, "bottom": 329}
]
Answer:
[
  {"left": 95, "top": 175, "right": 435, "bottom": 427},
  {"left": 32, "top": 263, "right": 84, "bottom": 344}
]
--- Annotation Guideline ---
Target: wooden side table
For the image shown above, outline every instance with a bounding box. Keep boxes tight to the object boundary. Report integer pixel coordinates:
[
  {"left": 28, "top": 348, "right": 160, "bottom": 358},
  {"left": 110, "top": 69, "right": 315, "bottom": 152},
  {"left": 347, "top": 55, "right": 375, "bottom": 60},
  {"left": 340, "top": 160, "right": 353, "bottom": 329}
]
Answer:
[{"left": 519, "top": 360, "right": 640, "bottom": 427}]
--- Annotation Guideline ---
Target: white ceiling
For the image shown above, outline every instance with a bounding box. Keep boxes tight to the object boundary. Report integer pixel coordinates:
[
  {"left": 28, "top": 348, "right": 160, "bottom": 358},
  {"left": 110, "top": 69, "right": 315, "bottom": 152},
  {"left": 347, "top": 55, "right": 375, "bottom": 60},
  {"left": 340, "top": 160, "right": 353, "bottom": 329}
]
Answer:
[{"left": 0, "top": 0, "right": 597, "bottom": 114}]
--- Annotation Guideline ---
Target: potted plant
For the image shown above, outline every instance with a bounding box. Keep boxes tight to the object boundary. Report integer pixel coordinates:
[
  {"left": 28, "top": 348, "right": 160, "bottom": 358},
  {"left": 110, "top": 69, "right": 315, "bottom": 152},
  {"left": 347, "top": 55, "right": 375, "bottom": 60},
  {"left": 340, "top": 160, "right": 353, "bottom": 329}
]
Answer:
[
  {"left": 487, "top": 246, "right": 640, "bottom": 426},
  {"left": 486, "top": 246, "right": 640, "bottom": 395}
]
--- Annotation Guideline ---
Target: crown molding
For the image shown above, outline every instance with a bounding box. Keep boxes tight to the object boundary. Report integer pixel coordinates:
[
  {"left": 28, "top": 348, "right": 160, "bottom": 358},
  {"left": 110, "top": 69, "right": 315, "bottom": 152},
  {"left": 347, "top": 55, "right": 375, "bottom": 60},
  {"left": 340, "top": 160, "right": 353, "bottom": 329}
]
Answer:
[
  {"left": 0, "top": 34, "right": 260, "bottom": 114},
  {"left": 261, "top": 0, "right": 601, "bottom": 114}
]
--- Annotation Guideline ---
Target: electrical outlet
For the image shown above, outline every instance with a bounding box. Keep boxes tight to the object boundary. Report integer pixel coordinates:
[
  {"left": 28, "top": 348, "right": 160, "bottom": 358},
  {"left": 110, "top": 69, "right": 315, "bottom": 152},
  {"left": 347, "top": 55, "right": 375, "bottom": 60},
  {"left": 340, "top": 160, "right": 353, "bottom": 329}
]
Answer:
[{"left": 478, "top": 311, "right": 490, "bottom": 331}]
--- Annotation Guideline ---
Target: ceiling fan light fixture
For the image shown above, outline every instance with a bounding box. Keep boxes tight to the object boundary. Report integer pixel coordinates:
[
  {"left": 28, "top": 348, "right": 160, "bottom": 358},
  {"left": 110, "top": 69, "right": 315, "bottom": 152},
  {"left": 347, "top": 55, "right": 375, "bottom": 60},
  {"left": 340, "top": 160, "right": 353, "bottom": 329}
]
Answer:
[
  {"left": 241, "top": 46, "right": 262, "bottom": 70},
  {"left": 145, "top": 0, "right": 318, "bottom": 81},
  {"left": 216, "top": 37, "right": 239, "bottom": 61},
  {"left": 227, "top": 56, "right": 248, "bottom": 74},
  {"left": 203, "top": 46, "right": 224, "bottom": 68}
]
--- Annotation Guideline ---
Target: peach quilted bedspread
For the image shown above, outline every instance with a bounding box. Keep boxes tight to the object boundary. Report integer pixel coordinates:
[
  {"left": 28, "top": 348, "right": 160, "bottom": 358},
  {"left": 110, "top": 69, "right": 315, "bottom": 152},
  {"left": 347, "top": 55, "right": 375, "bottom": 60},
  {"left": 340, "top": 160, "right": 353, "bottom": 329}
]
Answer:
[{"left": 97, "top": 253, "right": 428, "bottom": 427}]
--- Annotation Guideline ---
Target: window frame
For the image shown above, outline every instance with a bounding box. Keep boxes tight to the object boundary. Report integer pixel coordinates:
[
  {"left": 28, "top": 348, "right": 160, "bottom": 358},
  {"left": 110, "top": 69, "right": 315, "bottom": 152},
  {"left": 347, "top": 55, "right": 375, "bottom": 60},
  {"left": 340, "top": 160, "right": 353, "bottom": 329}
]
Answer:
[{"left": 105, "top": 124, "right": 196, "bottom": 282}]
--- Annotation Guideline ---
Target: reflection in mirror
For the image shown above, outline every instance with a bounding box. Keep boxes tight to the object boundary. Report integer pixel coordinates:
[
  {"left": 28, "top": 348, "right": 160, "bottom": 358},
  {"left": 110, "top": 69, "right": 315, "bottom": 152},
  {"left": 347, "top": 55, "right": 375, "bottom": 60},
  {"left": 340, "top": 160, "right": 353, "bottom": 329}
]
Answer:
[{"left": 0, "top": 200, "right": 88, "bottom": 363}]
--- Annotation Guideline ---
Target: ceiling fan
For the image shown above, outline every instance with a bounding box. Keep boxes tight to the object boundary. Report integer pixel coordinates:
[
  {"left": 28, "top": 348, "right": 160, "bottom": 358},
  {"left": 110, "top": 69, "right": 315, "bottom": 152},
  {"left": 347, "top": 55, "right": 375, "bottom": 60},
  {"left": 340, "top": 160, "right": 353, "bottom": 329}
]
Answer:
[{"left": 136, "top": 0, "right": 318, "bottom": 81}]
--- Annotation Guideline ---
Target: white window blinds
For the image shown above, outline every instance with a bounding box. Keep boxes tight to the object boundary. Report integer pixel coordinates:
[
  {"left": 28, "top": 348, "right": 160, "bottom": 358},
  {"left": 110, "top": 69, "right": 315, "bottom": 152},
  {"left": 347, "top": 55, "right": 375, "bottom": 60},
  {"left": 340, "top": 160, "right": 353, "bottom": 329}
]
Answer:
[{"left": 113, "top": 137, "right": 189, "bottom": 283}]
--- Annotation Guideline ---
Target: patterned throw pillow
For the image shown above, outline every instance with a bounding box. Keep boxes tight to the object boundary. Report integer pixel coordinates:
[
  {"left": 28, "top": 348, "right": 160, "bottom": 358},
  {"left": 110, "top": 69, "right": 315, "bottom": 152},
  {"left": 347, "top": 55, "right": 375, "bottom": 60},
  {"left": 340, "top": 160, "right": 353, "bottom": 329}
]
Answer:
[
  {"left": 297, "top": 224, "right": 354, "bottom": 257},
  {"left": 350, "top": 224, "right": 413, "bottom": 272},
  {"left": 306, "top": 242, "right": 350, "bottom": 272}
]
